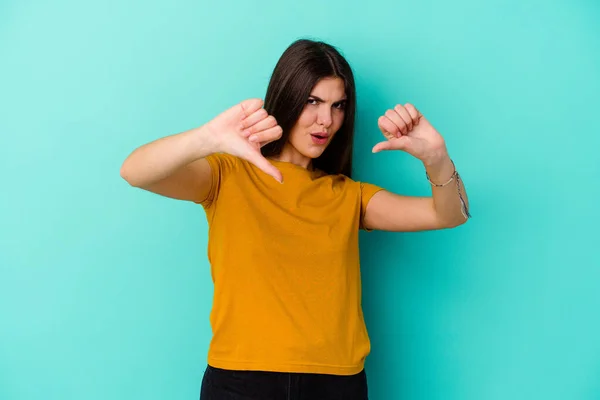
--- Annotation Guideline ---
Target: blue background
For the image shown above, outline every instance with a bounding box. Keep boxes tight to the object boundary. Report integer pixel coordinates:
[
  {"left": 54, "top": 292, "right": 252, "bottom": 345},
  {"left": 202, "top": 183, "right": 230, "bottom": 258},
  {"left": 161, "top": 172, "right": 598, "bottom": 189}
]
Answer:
[{"left": 1, "top": 0, "right": 599, "bottom": 399}]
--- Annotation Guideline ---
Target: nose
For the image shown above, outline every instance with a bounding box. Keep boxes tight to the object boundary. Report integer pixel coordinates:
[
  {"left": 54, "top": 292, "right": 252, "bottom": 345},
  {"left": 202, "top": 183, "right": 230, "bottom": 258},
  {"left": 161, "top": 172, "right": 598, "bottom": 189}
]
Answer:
[{"left": 317, "top": 107, "right": 332, "bottom": 128}]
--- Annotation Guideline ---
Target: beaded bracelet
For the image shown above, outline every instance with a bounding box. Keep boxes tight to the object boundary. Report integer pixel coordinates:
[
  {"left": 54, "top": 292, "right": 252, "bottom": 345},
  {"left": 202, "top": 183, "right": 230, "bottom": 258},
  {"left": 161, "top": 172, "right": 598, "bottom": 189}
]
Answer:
[{"left": 426, "top": 160, "right": 471, "bottom": 219}]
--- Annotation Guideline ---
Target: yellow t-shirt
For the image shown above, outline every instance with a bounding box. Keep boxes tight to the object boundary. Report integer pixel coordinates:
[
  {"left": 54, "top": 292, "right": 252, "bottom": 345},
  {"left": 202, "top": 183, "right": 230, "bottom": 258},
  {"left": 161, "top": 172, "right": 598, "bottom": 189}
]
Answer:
[{"left": 198, "top": 153, "right": 384, "bottom": 375}]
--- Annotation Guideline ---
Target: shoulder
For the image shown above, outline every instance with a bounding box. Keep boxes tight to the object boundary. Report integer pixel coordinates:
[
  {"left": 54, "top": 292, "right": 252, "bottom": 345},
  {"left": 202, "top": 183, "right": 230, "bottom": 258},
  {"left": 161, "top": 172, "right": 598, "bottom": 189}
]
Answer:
[
  {"left": 316, "top": 171, "right": 384, "bottom": 199},
  {"left": 324, "top": 171, "right": 382, "bottom": 191},
  {"left": 205, "top": 152, "right": 242, "bottom": 168},
  {"left": 203, "top": 153, "right": 247, "bottom": 179}
]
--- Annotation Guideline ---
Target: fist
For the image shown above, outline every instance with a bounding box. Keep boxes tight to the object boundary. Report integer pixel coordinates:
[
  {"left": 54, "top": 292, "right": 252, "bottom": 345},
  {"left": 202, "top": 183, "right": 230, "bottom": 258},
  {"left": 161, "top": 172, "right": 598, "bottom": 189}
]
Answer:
[
  {"left": 205, "top": 98, "right": 283, "bottom": 182},
  {"left": 373, "top": 103, "right": 447, "bottom": 165}
]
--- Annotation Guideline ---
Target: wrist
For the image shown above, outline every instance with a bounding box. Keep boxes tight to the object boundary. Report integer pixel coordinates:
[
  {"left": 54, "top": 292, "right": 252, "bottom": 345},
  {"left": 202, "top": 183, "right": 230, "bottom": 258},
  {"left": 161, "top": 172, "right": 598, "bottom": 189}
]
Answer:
[
  {"left": 424, "top": 153, "right": 454, "bottom": 184},
  {"left": 188, "top": 125, "right": 221, "bottom": 157}
]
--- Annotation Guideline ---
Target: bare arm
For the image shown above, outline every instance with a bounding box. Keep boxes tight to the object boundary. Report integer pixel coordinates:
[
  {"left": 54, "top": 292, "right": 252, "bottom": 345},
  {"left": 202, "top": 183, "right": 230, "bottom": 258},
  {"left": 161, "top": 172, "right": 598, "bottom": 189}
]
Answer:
[
  {"left": 120, "top": 98, "right": 284, "bottom": 203},
  {"left": 363, "top": 156, "right": 469, "bottom": 232},
  {"left": 120, "top": 126, "right": 217, "bottom": 203},
  {"left": 368, "top": 103, "right": 470, "bottom": 231}
]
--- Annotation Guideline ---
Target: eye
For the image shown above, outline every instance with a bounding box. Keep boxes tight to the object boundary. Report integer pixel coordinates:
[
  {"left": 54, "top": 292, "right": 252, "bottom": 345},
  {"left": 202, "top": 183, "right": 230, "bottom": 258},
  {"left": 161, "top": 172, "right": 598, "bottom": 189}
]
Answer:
[
  {"left": 333, "top": 101, "right": 346, "bottom": 110},
  {"left": 307, "top": 98, "right": 319, "bottom": 105}
]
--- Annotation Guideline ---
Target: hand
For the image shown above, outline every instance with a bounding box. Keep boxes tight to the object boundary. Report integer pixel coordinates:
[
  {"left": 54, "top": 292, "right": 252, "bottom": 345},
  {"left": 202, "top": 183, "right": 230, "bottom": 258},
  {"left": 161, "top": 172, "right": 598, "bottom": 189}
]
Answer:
[
  {"left": 204, "top": 98, "right": 283, "bottom": 182},
  {"left": 372, "top": 103, "right": 448, "bottom": 166}
]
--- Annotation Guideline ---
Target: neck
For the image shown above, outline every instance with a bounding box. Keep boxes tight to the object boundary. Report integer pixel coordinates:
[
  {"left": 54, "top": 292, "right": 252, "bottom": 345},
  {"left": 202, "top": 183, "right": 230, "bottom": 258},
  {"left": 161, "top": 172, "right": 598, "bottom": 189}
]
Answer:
[{"left": 271, "top": 144, "right": 313, "bottom": 170}]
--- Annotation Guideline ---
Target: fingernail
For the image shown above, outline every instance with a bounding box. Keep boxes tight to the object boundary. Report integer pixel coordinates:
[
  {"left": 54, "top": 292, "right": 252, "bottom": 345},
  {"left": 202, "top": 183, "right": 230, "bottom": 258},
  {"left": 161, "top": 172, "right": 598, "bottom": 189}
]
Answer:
[{"left": 249, "top": 135, "right": 258, "bottom": 142}]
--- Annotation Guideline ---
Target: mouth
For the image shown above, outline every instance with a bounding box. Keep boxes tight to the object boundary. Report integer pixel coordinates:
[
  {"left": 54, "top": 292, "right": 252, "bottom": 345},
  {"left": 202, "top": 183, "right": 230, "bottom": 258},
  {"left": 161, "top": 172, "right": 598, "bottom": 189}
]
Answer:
[{"left": 310, "top": 132, "right": 329, "bottom": 145}]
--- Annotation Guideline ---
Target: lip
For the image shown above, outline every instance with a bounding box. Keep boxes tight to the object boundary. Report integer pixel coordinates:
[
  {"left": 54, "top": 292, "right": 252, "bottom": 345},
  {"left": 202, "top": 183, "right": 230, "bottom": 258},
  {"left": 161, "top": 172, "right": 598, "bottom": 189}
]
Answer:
[{"left": 310, "top": 132, "right": 329, "bottom": 145}]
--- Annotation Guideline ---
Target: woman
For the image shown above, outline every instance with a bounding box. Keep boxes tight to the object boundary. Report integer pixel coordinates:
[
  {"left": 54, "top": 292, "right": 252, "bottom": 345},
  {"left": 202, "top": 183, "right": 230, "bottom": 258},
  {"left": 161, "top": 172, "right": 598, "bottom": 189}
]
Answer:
[{"left": 120, "top": 39, "right": 470, "bottom": 400}]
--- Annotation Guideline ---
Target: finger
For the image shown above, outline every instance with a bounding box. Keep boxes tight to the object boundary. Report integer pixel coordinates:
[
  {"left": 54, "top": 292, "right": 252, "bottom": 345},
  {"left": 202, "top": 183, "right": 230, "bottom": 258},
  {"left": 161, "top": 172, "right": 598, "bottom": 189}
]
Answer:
[
  {"left": 239, "top": 98, "right": 264, "bottom": 118},
  {"left": 249, "top": 125, "right": 283, "bottom": 146},
  {"left": 393, "top": 104, "right": 414, "bottom": 131},
  {"left": 378, "top": 116, "right": 399, "bottom": 139},
  {"left": 404, "top": 103, "right": 421, "bottom": 126},
  {"left": 240, "top": 108, "right": 269, "bottom": 133},
  {"left": 245, "top": 151, "right": 283, "bottom": 183},
  {"left": 372, "top": 140, "right": 393, "bottom": 153},
  {"left": 246, "top": 115, "right": 278, "bottom": 138},
  {"left": 372, "top": 136, "right": 411, "bottom": 153},
  {"left": 221, "top": 99, "right": 262, "bottom": 128},
  {"left": 385, "top": 109, "right": 409, "bottom": 137}
]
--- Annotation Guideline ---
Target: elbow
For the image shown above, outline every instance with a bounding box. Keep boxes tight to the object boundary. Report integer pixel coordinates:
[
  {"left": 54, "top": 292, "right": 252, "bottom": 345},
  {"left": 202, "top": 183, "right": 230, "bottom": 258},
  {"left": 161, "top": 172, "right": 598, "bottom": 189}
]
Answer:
[
  {"left": 436, "top": 210, "right": 469, "bottom": 229},
  {"left": 443, "top": 215, "right": 469, "bottom": 229},
  {"left": 120, "top": 161, "right": 139, "bottom": 187}
]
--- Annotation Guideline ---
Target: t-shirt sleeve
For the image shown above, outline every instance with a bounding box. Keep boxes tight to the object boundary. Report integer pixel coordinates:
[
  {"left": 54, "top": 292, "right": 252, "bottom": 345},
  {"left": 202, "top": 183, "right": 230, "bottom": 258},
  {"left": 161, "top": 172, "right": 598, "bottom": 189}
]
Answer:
[
  {"left": 359, "top": 182, "right": 385, "bottom": 231},
  {"left": 197, "top": 152, "right": 239, "bottom": 208}
]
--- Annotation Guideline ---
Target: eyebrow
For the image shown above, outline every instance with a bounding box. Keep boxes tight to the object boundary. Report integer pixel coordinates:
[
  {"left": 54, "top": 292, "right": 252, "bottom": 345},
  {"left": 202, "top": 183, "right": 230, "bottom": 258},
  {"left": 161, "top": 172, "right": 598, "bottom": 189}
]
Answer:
[{"left": 309, "top": 95, "right": 347, "bottom": 103}]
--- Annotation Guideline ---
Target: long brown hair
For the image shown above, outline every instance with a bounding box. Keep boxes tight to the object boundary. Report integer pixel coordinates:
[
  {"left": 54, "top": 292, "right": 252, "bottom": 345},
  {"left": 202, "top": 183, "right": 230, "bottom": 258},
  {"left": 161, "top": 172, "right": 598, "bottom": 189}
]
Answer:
[{"left": 260, "top": 39, "right": 357, "bottom": 177}]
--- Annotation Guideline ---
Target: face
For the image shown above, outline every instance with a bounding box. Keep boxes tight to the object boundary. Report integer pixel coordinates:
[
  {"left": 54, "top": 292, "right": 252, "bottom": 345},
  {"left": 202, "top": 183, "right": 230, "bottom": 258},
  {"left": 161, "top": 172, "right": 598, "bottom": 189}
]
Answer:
[{"left": 279, "top": 77, "right": 347, "bottom": 167}]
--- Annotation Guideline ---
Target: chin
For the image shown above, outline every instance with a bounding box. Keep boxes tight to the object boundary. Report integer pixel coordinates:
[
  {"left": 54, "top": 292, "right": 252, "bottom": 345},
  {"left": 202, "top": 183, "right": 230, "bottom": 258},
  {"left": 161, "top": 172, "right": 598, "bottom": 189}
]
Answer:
[{"left": 302, "top": 146, "right": 328, "bottom": 159}]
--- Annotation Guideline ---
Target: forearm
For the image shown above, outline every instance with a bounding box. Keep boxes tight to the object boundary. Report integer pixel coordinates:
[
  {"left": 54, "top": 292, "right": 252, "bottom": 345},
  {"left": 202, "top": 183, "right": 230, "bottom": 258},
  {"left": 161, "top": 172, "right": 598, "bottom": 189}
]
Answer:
[
  {"left": 424, "top": 154, "right": 470, "bottom": 228},
  {"left": 120, "top": 125, "right": 217, "bottom": 187}
]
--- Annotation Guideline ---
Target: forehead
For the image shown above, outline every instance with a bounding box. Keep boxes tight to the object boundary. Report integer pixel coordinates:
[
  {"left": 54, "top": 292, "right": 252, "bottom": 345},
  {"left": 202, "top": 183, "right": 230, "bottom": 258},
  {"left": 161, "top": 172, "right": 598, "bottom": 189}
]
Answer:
[{"left": 310, "top": 77, "right": 346, "bottom": 100}]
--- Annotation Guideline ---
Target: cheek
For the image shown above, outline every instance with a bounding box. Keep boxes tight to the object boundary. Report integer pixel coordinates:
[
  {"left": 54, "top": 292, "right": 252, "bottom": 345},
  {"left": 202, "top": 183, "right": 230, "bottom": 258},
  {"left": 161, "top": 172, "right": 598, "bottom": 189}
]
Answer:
[
  {"left": 297, "top": 108, "right": 316, "bottom": 127},
  {"left": 333, "top": 112, "right": 345, "bottom": 131},
  {"left": 289, "top": 113, "right": 312, "bottom": 143}
]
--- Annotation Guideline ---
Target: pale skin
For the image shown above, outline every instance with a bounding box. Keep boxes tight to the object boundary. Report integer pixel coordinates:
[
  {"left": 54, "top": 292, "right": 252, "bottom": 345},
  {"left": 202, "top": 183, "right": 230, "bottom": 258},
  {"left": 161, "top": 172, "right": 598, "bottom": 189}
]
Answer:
[{"left": 120, "top": 77, "right": 468, "bottom": 231}]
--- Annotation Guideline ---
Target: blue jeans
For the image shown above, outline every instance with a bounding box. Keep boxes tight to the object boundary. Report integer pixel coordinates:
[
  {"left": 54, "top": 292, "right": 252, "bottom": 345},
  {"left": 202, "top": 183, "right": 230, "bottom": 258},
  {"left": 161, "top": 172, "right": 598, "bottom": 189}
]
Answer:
[{"left": 200, "top": 364, "right": 369, "bottom": 400}]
